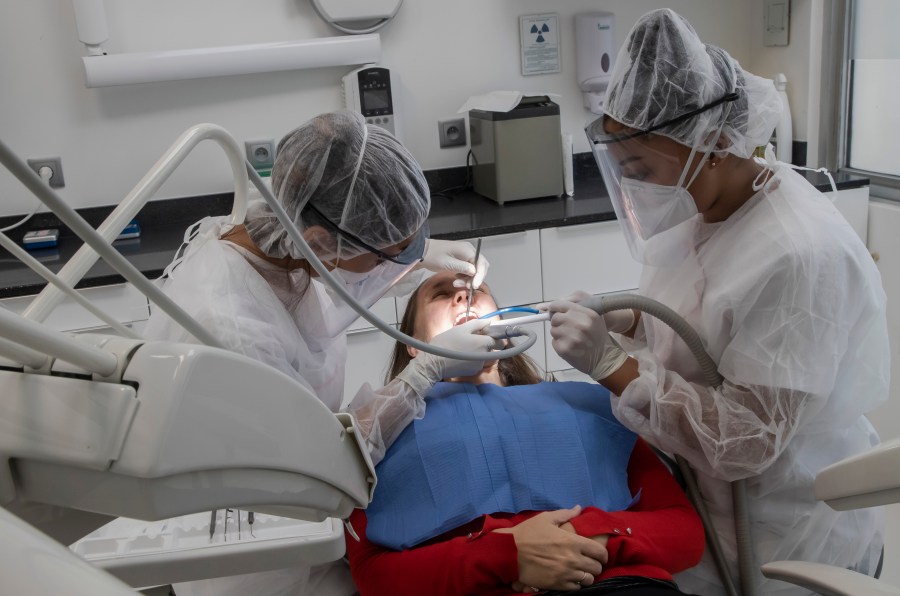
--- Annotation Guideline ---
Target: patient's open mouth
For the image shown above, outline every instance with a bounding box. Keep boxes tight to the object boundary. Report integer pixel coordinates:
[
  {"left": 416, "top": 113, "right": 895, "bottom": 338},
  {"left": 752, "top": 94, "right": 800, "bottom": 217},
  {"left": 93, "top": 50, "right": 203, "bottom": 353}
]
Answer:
[{"left": 454, "top": 312, "right": 479, "bottom": 326}]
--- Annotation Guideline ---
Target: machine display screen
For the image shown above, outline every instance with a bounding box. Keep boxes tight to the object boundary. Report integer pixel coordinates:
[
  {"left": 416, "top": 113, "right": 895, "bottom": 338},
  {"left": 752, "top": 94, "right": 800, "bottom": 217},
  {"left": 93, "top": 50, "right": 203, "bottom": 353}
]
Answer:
[{"left": 363, "top": 89, "right": 390, "bottom": 111}]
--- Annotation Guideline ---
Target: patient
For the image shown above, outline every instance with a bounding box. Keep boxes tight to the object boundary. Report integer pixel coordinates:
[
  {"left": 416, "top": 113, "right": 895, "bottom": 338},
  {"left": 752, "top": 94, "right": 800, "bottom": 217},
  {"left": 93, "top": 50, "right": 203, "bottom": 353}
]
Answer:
[{"left": 345, "top": 272, "right": 705, "bottom": 596}]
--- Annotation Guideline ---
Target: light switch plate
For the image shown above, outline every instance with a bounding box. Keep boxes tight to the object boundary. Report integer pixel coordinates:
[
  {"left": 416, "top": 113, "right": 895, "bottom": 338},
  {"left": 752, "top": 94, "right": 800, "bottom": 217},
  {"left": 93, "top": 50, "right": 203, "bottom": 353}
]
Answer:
[{"left": 764, "top": 0, "right": 790, "bottom": 46}]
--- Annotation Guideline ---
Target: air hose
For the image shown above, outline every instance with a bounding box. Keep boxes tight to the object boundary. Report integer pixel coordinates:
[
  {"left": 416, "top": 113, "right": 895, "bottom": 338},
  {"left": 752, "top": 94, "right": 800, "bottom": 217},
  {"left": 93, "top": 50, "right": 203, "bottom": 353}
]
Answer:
[
  {"left": 246, "top": 165, "right": 537, "bottom": 362},
  {"left": 581, "top": 293, "right": 756, "bottom": 596}
]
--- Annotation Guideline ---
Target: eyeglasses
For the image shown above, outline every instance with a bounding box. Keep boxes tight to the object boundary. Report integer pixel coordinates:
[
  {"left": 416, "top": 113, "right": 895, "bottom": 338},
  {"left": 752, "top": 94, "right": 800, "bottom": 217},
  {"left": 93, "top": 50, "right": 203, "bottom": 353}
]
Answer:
[
  {"left": 588, "top": 92, "right": 740, "bottom": 145},
  {"left": 303, "top": 202, "right": 429, "bottom": 265}
]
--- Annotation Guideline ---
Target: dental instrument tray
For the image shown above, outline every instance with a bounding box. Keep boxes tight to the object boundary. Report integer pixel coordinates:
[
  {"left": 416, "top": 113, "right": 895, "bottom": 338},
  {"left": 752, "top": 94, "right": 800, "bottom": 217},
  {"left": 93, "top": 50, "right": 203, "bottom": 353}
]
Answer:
[{"left": 70, "top": 513, "right": 345, "bottom": 588}]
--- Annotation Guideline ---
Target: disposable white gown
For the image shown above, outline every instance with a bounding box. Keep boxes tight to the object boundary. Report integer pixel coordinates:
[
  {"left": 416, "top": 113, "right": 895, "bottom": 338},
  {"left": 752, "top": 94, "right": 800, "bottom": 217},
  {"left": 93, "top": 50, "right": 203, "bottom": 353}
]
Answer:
[
  {"left": 614, "top": 165, "right": 890, "bottom": 596},
  {"left": 143, "top": 216, "right": 427, "bottom": 596}
]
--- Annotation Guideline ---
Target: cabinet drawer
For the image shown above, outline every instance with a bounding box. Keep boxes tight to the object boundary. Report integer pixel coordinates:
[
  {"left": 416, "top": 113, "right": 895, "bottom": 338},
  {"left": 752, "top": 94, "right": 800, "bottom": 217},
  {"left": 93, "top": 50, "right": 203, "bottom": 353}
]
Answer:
[
  {"left": 825, "top": 186, "right": 869, "bottom": 243},
  {"left": 540, "top": 222, "right": 640, "bottom": 301},
  {"left": 0, "top": 283, "right": 150, "bottom": 333},
  {"left": 346, "top": 297, "right": 398, "bottom": 333},
  {"left": 468, "top": 230, "right": 543, "bottom": 308},
  {"left": 396, "top": 230, "right": 543, "bottom": 322},
  {"left": 515, "top": 306, "right": 547, "bottom": 374}
]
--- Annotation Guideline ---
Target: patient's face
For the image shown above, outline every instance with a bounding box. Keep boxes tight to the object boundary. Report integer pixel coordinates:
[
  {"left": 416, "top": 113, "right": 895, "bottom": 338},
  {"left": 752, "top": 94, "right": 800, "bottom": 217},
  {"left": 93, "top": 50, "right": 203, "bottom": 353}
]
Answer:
[{"left": 413, "top": 271, "right": 499, "bottom": 342}]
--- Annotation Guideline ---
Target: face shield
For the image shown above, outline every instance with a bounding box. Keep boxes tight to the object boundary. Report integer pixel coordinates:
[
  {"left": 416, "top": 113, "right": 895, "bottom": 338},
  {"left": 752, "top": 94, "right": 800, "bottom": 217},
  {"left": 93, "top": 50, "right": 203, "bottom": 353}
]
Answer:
[
  {"left": 587, "top": 93, "right": 738, "bottom": 266},
  {"left": 313, "top": 213, "right": 429, "bottom": 338}
]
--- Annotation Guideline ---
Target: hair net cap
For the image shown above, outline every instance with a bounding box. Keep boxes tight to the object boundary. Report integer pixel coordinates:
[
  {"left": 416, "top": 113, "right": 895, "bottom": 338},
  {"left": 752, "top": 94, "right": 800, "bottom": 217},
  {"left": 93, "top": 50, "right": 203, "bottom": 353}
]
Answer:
[
  {"left": 246, "top": 111, "right": 430, "bottom": 260},
  {"left": 604, "top": 8, "right": 782, "bottom": 158}
]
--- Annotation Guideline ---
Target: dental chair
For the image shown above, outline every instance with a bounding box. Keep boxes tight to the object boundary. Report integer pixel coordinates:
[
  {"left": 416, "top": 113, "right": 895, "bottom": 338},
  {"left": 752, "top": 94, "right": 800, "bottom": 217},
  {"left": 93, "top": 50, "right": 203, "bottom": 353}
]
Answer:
[
  {"left": 0, "top": 326, "right": 376, "bottom": 592},
  {"left": 761, "top": 438, "right": 900, "bottom": 595},
  {"left": 0, "top": 125, "right": 376, "bottom": 593}
]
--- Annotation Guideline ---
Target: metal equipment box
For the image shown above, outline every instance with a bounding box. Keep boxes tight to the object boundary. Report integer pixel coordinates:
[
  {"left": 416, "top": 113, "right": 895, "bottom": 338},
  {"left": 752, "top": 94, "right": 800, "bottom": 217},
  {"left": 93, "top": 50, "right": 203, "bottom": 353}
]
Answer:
[{"left": 470, "top": 96, "right": 564, "bottom": 205}]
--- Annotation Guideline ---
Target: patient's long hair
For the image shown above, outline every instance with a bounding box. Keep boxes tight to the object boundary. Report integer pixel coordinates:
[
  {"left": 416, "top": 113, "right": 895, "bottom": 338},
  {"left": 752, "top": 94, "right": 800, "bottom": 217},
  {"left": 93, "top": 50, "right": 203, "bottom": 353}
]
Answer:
[{"left": 386, "top": 283, "right": 547, "bottom": 386}]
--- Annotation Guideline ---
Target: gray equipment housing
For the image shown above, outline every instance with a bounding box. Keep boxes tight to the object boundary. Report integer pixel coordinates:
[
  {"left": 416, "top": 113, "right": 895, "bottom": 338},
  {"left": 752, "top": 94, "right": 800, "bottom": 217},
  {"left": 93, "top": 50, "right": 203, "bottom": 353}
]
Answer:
[{"left": 470, "top": 96, "right": 564, "bottom": 205}]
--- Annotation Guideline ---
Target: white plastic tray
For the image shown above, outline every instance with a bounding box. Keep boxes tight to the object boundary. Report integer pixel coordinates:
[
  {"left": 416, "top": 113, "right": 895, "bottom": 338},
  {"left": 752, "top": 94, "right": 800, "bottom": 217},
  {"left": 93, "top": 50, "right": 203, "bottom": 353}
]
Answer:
[{"left": 70, "top": 512, "right": 346, "bottom": 588}]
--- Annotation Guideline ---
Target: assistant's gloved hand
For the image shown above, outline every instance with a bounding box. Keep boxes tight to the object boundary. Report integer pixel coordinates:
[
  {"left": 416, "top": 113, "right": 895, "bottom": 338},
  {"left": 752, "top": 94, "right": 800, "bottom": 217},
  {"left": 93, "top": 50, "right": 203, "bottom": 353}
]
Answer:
[
  {"left": 548, "top": 300, "right": 628, "bottom": 381},
  {"left": 540, "top": 291, "right": 636, "bottom": 335},
  {"left": 419, "top": 239, "right": 490, "bottom": 288},
  {"left": 396, "top": 319, "right": 501, "bottom": 397},
  {"left": 557, "top": 290, "right": 636, "bottom": 334}
]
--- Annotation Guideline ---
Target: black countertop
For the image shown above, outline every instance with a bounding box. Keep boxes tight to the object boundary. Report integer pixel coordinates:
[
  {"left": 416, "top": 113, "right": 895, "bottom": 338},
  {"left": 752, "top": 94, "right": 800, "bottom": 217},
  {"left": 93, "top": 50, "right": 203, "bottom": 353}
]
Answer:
[{"left": 0, "top": 163, "right": 869, "bottom": 299}]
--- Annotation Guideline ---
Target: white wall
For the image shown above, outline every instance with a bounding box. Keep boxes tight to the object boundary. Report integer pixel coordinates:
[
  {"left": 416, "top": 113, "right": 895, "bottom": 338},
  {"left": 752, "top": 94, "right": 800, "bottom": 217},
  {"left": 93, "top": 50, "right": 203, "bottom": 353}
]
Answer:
[
  {"left": 746, "top": 0, "right": 820, "bottom": 149},
  {"left": 0, "top": 0, "right": 752, "bottom": 217}
]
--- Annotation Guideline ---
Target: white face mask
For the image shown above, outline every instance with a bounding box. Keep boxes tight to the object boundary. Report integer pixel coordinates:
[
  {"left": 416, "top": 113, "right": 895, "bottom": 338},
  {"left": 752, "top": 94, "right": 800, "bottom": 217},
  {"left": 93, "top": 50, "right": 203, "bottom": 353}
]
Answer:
[{"left": 619, "top": 178, "right": 699, "bottom": 241}]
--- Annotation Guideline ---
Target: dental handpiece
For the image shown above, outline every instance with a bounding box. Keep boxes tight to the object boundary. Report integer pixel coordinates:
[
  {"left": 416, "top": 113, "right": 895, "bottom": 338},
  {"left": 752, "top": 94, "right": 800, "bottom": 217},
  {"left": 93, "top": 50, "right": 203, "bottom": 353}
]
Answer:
[{"left": 482, "top": 312, "right": 551, "bottom": 339}]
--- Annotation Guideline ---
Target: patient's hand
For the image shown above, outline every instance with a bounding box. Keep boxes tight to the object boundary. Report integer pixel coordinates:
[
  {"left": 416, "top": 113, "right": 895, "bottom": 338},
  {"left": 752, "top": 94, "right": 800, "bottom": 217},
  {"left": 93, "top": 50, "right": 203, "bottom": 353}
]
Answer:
[
  {"left": 494, "top": 506, "right": 607, "bottom": 592},
  {"left": 560, "top": 521, "right": 610, "bottom": 547}
]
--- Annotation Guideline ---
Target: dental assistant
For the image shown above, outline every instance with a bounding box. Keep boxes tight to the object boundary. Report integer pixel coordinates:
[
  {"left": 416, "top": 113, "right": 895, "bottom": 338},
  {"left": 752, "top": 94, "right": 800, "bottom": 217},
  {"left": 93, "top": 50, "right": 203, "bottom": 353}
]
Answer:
[
  {"left": 145, "top": 110, "right": 494, "bottom": 464},
  {"left": 547, "top": 9, "right": 889, "bottom": 596}
]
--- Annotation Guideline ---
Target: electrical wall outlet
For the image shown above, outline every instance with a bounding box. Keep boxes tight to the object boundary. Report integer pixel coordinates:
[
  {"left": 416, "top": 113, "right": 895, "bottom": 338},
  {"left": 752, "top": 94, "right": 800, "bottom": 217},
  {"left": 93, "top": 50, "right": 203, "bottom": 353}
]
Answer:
[
  {"left": 245, "top": 139, "right": 276, "bottom": 173},
  {"left": 27, "top": 157, "right": 64, "bottom": 188},
  {"left": 438, "top": 118, "right": 467, "bottom": 148}
]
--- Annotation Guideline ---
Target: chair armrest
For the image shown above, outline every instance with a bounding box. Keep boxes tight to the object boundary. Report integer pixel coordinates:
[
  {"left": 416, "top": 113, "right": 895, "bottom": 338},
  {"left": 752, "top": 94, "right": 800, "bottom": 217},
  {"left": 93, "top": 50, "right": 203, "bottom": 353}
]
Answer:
[
  {"left": 761, "top": 561, "right": 900, "bottom": 596},
  {"left": 816, "top": 437, "right": 900, "bottom": 510}
]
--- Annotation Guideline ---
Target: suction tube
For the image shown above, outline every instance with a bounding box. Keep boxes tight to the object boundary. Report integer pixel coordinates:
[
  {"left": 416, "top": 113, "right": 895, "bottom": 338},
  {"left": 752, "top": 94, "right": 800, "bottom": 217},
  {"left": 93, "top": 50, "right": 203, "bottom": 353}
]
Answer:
[
  {"left": 582, "top": 293, "right": 754, "bottom": 596},
  {"left": 246, "top": 166, "right": 536, "bottom": 361}
]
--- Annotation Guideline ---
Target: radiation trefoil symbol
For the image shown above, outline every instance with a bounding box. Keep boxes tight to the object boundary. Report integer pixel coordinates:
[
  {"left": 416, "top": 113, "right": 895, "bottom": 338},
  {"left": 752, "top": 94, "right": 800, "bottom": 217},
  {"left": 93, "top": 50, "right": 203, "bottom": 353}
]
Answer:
[{"left": 530, "top": 23, "right": 550, "bottom": 43}]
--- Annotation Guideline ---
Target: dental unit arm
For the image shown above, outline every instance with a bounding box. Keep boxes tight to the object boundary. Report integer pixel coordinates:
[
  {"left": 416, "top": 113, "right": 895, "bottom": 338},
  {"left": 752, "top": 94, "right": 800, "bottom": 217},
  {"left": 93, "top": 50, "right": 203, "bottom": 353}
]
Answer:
[{"left": 0, "top": 128, "right": 377, "bottom": 592}]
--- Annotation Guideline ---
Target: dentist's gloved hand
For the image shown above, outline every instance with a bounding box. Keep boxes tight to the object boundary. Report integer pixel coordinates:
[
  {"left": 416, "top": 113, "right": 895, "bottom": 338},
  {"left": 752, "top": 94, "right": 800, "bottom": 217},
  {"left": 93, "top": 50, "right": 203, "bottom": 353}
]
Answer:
[
  {"left": 419, "top": 239, "right": 490, "bottom": 288},
  {"left": 539, "top": 291, "right": 637, "bottom": 335},
  {"left": 548, "top": 300, "right": 628, "bottom": 381},
  {"left": 396, "top": 319, "right": 501, "bottom": 398}
]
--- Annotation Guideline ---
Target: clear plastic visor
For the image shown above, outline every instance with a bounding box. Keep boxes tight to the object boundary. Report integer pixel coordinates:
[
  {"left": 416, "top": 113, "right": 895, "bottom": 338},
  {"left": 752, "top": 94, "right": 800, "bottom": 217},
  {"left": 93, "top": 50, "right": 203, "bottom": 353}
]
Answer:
[{"left": 586, "top": 118, "right": 701, "bottom": 261}]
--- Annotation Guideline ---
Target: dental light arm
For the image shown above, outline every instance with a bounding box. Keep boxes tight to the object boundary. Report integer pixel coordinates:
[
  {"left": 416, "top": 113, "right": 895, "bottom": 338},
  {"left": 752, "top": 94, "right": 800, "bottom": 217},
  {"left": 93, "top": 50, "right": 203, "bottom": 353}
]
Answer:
[
  {"left": 17, "top": 124, "right": 247, "bottom": 338},
  {"left": 0, "top": 137, "right": 225, "bottom": 349},
  {"left": 245, "top": 165, "right": 536, "bottom": 361},
  {"left": 0, "top": 307, "right": 117, "bottom": 376},
  {"left": 0, "top": 230, "right": 138, "bottom": 339}
]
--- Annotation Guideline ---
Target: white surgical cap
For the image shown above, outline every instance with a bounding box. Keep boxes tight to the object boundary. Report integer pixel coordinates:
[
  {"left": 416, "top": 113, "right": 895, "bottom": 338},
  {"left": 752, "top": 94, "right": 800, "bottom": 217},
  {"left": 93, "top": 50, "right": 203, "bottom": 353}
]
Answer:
[
  {"left": 604, "top": 8, "right": 782, "bottom": 158},
  {"left": 246, "top": 111, "right": 430, "bottom": 260}
]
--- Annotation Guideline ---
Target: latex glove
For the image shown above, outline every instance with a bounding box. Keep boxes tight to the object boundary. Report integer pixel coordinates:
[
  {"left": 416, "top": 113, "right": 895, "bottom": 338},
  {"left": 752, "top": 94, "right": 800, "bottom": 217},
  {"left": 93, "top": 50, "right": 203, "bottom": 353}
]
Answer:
[
  {"left": 541, "top": 291, "right": 636, "bottom": 334},
  {"left": 495, "top": 506, "right": 606, "bottom": 592},
  {"left": 548, "top": 300, "right": 628, "bottom": 381},
  {"left": 396, "top": 319, "right": 500, "bottom": 398},
  {"left": 419, "top": 239, "right": 490, "bottom": 289}
]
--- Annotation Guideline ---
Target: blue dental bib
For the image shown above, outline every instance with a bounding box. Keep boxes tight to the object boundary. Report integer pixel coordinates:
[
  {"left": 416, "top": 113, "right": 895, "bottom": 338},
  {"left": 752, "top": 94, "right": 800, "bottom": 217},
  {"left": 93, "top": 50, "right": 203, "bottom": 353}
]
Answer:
[{"left": 366, "top": 381, "right": 638, "bottom": 550}]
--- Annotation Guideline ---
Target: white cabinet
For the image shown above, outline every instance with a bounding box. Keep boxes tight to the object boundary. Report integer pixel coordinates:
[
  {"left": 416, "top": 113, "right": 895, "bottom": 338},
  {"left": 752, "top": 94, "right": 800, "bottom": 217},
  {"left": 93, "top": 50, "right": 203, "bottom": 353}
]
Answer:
[
  {"left": 0, "top": 283, "right": 150, "bottom": 333},
  {"left": 540, "top": 221, "right": 640, "bottom": 301},
  {"left": 345, "top": 297, "right": 397, "bottom": 332},
  {"left": 826, "top": 186, "right": 870, "bottom": 243},
  {"left": 864, "top": 199, "right": 900, "bottom": 443},
  {"left": 540, "top": 221, "right": 640, "bottom": 372},
  {"left": 470, "top": 230, "right": 543, "bottom": 308}
]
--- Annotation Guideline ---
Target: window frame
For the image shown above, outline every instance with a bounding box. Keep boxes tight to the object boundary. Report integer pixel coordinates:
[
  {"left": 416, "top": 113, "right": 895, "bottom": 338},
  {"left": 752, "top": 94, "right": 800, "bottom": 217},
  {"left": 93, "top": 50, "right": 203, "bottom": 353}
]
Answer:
[{"left": 823, "top": 0, "right": 900, "bottom": 199}]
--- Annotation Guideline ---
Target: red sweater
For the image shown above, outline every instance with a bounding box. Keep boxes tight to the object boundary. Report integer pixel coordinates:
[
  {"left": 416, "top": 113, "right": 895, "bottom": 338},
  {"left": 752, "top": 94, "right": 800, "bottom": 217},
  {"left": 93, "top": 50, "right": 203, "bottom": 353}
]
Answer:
[{"left": 346, "top": 439, "right": 705, "bottom": 596}]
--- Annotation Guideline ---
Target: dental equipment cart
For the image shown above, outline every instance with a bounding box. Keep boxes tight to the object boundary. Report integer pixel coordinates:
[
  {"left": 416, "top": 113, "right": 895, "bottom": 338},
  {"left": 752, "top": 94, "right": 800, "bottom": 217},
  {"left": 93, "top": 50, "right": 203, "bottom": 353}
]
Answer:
[{"left": 71, "top": 513, "right": 346, "bottom": 588}]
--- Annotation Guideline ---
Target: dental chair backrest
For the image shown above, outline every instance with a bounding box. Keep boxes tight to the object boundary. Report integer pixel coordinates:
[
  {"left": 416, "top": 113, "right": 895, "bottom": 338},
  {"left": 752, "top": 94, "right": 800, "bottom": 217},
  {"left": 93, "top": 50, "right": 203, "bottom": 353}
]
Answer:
[
  {"left": 761, "top": 438, "right": 900, "bottom": 595},
  {"left": 0, "top": 329, "right": 376, "bottom": 545}
]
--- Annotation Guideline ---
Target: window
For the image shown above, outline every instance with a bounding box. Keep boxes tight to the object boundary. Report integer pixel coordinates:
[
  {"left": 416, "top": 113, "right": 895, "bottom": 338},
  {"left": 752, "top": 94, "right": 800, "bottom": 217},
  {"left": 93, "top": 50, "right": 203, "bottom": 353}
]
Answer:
[{"left": 828, "top": 0, "right": 900, "bottom": 196}]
